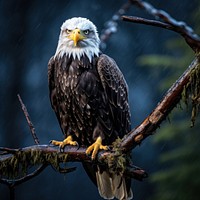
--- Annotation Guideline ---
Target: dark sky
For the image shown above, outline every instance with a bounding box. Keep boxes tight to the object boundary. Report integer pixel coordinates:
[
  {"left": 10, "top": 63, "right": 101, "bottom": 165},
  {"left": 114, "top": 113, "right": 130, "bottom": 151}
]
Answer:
[{"left": 0, "top": 0, "right": 199, "bottom": 199}]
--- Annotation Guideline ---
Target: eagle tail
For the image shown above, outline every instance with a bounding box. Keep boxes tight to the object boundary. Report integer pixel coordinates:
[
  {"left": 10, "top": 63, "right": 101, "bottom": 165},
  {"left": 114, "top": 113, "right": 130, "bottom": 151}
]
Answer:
[{"left": 96, "top": 167, "right": 133, "bottom": 200}]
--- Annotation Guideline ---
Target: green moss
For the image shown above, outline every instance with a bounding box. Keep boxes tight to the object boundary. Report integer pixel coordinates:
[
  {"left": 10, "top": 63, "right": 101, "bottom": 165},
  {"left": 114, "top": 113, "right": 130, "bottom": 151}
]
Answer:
[
  {"left": 105, "top": 138, "right": 127, "bottom": 175},
  {"left": 0, "top": 149, "right": 69, "bottom": 179},
  {"left": 182, "top": 61, "right": 200, "bottom": 126}
]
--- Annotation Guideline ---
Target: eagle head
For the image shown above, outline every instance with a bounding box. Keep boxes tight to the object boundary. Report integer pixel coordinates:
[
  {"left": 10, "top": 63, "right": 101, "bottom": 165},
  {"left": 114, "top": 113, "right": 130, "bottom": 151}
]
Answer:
[{"left": 55, "top": 17, "right": 100, "bottom": 62}]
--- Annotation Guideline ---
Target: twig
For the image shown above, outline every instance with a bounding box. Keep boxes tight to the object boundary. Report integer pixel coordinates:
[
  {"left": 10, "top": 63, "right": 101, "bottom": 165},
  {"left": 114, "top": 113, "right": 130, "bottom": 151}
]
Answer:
[
  {"left": 127, "top": 0, "right": 200, "bottom": 52},
  {"left": 17, "top": 94, "right": 39, "bottom": 145},
  {"left": 123, "top": 16, "right": 183, "bottom": 32},
  {"left": 100, "top": 0, "right": 133, "bottom": 50},
  {"left": 12, "top": 164, "right": 47, "bottom": 186},
  {"left": 125, "top": 166, "right": 148, "bottom": 181},
  {"left": 0, "top": 164, "right": 47, "bottom": 186}
]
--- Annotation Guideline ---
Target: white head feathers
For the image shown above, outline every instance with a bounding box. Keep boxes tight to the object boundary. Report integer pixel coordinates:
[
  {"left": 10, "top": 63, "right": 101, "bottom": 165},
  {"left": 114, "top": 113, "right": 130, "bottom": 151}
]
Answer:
[{"left": 55, "top": 17, "right": 100, "bottom": 62}]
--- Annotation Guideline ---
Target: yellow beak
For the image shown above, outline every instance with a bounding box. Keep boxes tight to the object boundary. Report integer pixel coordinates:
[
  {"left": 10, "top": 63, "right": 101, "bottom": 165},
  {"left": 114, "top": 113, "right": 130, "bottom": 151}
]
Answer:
[{"left": 68, "top": 29, "right": 85, "bottom": 47}]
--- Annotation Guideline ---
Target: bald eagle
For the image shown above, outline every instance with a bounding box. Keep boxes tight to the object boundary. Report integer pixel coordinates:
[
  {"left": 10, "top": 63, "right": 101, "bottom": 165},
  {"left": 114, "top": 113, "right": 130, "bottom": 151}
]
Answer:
[{"left": 48, "top": 17, "right": 133, "bottom": 200}]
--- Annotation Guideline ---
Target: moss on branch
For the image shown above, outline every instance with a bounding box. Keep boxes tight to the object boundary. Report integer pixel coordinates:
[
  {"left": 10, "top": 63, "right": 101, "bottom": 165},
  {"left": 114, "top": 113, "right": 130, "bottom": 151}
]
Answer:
[
  {"left": 0, "top": 146, "right": 69, "bottom": 179},
  {"left": 182, "top": 58, "right": 200, "bottom": 126}
]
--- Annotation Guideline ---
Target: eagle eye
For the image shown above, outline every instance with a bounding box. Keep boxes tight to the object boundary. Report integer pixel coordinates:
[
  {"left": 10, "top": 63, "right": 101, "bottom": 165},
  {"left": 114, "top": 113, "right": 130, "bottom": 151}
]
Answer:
[
  {"left": 66, "top": 29, "right": 72, "bottom": 34},
  {"left": 83, "top": 29, "right": 90, "bottom": 35}
]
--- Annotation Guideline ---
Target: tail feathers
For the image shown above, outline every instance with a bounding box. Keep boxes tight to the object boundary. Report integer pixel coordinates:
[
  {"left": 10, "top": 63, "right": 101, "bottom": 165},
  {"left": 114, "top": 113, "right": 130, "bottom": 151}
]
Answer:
[
  {"left": 96, "top": 169, "right": 133, "bottom": 200},
  {"left": 112, "top": 175, "right": 133, "bottom": 200},
  {"left": 96, "top": 170, "right": 114, "bottom": 199}
]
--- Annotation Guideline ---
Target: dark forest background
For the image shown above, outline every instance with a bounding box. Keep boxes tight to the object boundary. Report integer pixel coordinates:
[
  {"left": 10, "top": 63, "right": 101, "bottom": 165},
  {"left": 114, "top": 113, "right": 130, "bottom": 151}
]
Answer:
[{"left": 0, "top": 0, "right": 199, "bottom": 199}]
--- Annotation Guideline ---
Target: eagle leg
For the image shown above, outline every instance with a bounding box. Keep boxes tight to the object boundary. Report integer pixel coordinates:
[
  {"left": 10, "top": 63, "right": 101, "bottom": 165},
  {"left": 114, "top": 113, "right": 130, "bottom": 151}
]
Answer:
[
  {"left": 86, "top": 136, "right": 108, "bottom": 160},
  {"left": 50, "top": 135, "right": 78, "bottom": 149}
]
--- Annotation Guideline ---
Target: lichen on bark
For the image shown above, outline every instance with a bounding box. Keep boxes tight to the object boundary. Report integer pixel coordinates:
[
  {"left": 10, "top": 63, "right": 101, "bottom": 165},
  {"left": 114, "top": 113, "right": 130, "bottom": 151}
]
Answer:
[
  {"left": 182, "top": 58, "right": 200, "bottom": 126},
  {"left": 0, "top": 149, "right": 69, "bottom": 179}
]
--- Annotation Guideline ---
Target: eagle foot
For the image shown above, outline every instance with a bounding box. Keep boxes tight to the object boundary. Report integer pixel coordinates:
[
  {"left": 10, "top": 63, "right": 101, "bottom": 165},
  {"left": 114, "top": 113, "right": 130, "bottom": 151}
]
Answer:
[
  {"left": 50, "top": 135, "right": 78, "bottom": 150},
  {"left": 86, "top": 136, "right": 108, "bottom": 160}
]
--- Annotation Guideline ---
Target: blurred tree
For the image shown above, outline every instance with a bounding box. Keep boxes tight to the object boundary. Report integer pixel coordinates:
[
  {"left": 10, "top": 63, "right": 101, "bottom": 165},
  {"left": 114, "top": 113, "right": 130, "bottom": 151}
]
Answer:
[
  {"left": 138, "top": 4, "right": 200, "bottom": 200},
  {"left": 0, "top": 0, "right": 33, "bottom": 148}
]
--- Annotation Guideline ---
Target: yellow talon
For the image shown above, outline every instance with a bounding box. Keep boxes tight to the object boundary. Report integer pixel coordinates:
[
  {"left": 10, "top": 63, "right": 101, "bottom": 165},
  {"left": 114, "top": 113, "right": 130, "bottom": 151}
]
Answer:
[
  {"left": 86, "top": 136, "right": 108, "bottom": 160},
  {"left": 51, "top": 135, "right": 78, "bottom": 149}
]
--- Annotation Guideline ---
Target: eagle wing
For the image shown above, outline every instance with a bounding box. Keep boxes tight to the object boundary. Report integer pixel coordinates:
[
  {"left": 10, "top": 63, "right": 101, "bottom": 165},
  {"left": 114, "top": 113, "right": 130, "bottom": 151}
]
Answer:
[
  {"left": 97, "top": 54, "right": 131, "bottom": 139},
  {"left": 48, "top": 57, "right": 56, "bottom": 110},
  {"left": 48, "top": 57, "right": 64, "bottom": 134},
  {"left": 95, "top": 54, "right": 132, "bottom": 199}
]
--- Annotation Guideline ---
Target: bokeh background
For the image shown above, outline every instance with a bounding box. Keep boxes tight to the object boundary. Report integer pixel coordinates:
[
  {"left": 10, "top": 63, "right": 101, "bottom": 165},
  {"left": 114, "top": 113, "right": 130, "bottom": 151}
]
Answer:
[{"left": 0, "top": 0, "right": 199, "bottom": 199}]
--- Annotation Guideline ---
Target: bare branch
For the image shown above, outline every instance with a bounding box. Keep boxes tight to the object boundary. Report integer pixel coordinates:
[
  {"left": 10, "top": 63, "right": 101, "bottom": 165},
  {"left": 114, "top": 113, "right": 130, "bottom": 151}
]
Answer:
[
  {"left": 17, "top": 94, "right": 39, "bottom": 145},
  {"left": 122, "top": 16, "right": 184, "bottom": 33},
  {"left": 127, "top": 0, "right": 200, "bottom": 52},
  {"left": 0, "top": 164, "right": 47, "bottom": 186},
  {"left": 100, "top": 0, "right": 133, "bottom": 50}
]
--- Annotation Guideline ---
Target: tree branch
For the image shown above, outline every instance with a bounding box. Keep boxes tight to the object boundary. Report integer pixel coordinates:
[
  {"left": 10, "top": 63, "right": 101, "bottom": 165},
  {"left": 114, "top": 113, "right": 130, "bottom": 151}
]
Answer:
[
  {"left": 126, "top": 0, "right": 200, "bottom": 52},
  {"left": 120, "top": 57, "right": 199, "bottom": 152},
  {"left": 122, "top": 16, "right": 189, "bottom": 35},
  {"left": 0, "top": 145, "right": 147, "bottom": 182}
]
